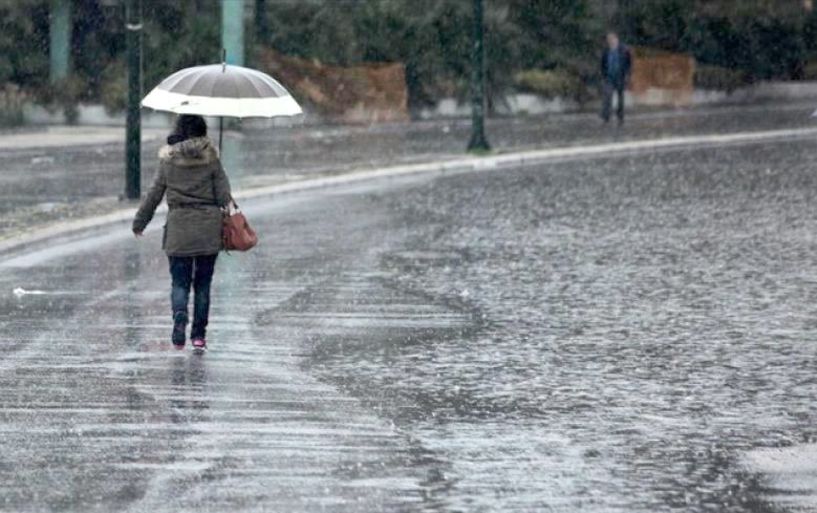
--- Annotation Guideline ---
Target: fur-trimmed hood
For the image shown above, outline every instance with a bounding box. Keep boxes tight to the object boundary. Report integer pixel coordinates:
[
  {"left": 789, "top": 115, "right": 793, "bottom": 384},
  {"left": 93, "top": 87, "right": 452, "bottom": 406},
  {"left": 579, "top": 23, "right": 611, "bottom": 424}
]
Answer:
[{"left": 158, "top": 137, "right": 219, "bottom": 167}]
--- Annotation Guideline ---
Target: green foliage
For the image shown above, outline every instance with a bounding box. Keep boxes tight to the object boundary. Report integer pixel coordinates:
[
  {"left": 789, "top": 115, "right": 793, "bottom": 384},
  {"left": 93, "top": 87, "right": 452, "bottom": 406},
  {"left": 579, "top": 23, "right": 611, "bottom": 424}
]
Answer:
[
  {"left": 617, "top": 1, "right": 807, "bottom": 82},
  {"left": 0, "top": 83, "right": 26, "bottom": 127},
  {"left": 100, "top": 60, "right": 126, "bottom": 113},
  {"left": 75, "top": 0, "right": 221, "bottom": 114},
  {"left": 681, "top": 17, "right": 739, "bottom": 68},
  {"left": 256, "top": 0, "right": 599, "bottom": 108},
  {"left": 682, "top": 16, "right": 805, "bottom": 80},
  {"left": 513, "top": 69, "right": 586, "bottom": 100},
  {"left": 694, "top": 64, "right": 749, "bottom": 92},
  {"left": 142, "top": 1, "right": 221, "bottom": 90},
  {"left": 36, "top": 74, "right": 85, "bottom": 123},
  {"left": 741, "top": 17, "right": 805, "bottom": 80},
  {"left": 508, "top": 0, "right": 603, "bottom": 70},
  {"left": 803, "top": 60, "right": 817, "bottom": 80},
  {"left": 0, "top": 1, "right": 50, "bottom": 88},
  {"left": 804, "top": 9, "right": 817, "bottom": 54},
  {"left": 72, "top": 0, "right": 125, "bottom": 100},
  {"left": 0, "top": 0, "right": 815, "bottom": 115},
  {"left": 614, "top": 0, "right": 693, "bottom": 51},
  {"left": 258, "top": 0, "right": 473, "bottom": 106}
]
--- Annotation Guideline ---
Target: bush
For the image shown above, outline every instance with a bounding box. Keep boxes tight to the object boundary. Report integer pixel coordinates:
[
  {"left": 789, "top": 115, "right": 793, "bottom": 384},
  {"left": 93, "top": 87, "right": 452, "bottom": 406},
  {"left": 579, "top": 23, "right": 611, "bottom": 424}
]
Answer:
[
  {"left": 0, "top": 83, "right": 26, "bottom": 127},
  {"left": 259, "top": 0, "right": 600, "bottom": 109},
  {"left": 0, "top": 2, "right": 49, "bottom": 90},
  {"left": 694, "top": 65, "right": 749, "bottom": 92},
  {"left": 742, "top": 17, "right": 805, "bottom": 80},
  {"left": 681, "top": 17, "right": 740, "bottom": 69},
  {"left": 804, "top": 10, "right": 817, "bottom": 53},
  {"left": 802, "top": 61, "right": 817, "bottom": 80},
  {"left": 142, "top": 1, "right": 221, "bottom": 92},
  {"left": 1, "top": 0, "right": 814, "bottom": 116},
  {"left": 100, "top": 61, "right": 127, "bottom": 114},
  {"left": 36, "top": 75, "right": 86, "bottom": 124},
  {"left": 513, "top": 69, "right": 585, "bottom": 100},
  {"left": 616, "top": 0, "right": 693, "bottom": 52},
  {"left": 683, "top": 16, "right": 805, "bottom": 81}
]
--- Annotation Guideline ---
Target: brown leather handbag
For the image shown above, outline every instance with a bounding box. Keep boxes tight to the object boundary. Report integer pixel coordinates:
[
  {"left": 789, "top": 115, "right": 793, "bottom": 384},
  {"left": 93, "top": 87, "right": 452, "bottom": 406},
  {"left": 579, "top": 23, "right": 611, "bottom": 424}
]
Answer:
[{"left": 222, "top": 200, "right": 258, "bottom": 252}]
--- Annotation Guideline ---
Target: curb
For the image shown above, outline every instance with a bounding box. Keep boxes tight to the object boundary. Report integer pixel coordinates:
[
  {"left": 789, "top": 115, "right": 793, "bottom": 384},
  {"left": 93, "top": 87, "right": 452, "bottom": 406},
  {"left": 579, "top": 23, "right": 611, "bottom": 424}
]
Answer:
[{"left": 2, "top": 125, "right": 816, "bottom": 259}]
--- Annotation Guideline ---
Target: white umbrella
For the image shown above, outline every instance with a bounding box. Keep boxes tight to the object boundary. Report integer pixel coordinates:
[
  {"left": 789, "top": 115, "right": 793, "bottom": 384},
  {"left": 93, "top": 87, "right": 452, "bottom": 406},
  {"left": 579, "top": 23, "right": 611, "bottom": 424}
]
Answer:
[{"left": 141, "top": 61, "right": 302, "bottom": 149}]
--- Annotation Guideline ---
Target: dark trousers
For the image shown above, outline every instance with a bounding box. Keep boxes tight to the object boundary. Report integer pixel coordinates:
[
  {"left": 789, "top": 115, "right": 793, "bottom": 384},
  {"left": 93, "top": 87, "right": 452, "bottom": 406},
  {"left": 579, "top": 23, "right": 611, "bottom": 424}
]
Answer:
[
  {"left": 168, "top": 255, "right": 218, "bottom": 339},
  {"left": 602, "top": 80, "right": 625, "bottom": 122}
]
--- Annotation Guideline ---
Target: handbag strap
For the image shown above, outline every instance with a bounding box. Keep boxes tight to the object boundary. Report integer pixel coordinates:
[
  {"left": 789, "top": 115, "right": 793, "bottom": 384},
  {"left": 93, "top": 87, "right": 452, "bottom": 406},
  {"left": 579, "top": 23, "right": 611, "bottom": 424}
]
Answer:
[{"left": 223, "top": 197, "right": 239, "bottom": 213}]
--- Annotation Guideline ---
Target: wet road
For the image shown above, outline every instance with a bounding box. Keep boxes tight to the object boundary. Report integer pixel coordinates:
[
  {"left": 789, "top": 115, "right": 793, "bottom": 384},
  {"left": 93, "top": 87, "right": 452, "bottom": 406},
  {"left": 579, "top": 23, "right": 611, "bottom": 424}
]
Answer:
[
  {"left": 3, "top": 101, "right": 817, "bottom": 238},
  {"left": 3, "top": 133, "right": 817, "bottom": 512}
]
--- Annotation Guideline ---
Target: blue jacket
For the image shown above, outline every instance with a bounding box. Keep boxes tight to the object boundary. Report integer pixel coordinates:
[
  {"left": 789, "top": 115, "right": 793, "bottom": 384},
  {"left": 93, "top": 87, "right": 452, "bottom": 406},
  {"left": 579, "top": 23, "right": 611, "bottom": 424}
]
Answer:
[{"left": 601, "top": 45, "right": 632, "bottom": 86}]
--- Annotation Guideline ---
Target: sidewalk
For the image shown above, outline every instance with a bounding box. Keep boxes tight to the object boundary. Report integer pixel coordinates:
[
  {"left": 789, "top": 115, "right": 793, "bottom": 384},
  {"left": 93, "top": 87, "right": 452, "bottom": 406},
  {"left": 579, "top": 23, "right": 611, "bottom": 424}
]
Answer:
[
  {"left": 1, "top": 100, "right": 815, "bottom": 250},
  {"left": 0, "top": 126, "right": 166, "bottom": 151}
]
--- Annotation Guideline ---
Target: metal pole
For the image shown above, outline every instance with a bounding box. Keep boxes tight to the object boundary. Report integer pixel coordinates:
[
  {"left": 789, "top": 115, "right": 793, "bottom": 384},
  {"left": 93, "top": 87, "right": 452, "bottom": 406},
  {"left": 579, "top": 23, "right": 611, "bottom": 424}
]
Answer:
[
  {"left": 219, "top": 117, "right": 224, "bottom": 153},
  {"left": 467, "top": 0, "right": 490, "bottom": 152},
  {"left": 219, "top": 49, "right": 226, "bottom": 154},
  {"left": 125, "top": 0, "right": 142, "bottom": 200}
]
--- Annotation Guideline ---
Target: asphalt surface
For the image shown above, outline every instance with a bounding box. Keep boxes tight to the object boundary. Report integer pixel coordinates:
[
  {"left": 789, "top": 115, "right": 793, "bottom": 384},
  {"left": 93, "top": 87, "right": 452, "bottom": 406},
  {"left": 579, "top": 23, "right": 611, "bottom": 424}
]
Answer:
[
  {"left": 3, "top": 124, "right": 817, "bottom": 512},
  {"left": 3, "top": 101, "right": 817, "bottom": 239}
]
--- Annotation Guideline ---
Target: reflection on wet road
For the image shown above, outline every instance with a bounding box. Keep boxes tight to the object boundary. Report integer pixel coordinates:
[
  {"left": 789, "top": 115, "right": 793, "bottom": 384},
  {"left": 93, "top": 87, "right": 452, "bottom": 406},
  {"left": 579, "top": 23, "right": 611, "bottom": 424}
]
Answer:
[{"left": 2, "top": 135, "right": 817, "bottom": 511}]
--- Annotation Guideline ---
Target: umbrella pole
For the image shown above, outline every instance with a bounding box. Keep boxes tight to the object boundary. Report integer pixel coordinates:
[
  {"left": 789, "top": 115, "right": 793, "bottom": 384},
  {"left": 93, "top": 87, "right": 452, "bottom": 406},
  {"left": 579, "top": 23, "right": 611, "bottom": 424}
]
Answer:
[
  {"left": 219, "top": 48, "right": 226, "bottom": 154},
  {"left": 219, "top": 116, "right": 223, "bottom": 153}
]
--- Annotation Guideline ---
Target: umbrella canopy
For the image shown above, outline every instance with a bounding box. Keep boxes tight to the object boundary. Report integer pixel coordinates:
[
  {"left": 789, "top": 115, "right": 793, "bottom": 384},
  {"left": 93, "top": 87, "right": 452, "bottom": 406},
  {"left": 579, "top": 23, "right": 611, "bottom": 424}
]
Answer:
[{"left": 141, "top": 63, "right": 302, "bottom": 118}]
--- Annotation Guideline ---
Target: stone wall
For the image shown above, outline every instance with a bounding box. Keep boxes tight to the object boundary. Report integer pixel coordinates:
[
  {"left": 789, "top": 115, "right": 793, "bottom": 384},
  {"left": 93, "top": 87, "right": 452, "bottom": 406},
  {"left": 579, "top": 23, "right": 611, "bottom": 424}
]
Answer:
[{"left": 257, "top": 48, "right": 409, "bottom": 124}]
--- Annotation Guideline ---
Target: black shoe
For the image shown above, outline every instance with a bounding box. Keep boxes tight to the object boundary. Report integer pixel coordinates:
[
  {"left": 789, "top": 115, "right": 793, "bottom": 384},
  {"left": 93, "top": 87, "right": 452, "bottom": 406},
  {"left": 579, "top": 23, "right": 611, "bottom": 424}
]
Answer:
[{"left": 172, "top": 312, "right": 187, "bottom": 348}]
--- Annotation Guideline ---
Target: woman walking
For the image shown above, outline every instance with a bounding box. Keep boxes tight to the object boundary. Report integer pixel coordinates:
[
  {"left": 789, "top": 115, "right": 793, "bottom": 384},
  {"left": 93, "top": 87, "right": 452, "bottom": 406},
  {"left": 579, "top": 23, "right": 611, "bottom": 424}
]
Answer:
[{"left": 132, "top": 115, "right": 232, "bottom": 351}]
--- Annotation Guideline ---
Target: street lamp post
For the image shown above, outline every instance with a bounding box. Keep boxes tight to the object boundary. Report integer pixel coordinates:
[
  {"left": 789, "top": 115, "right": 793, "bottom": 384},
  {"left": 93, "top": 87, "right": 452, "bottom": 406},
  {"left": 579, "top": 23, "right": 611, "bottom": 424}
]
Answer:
[
  {"left": 125, "top": 0, "right": 142, "bottom": 200},
  {"left": 468, "top": 0, "right": 490, "bottom": 152}
]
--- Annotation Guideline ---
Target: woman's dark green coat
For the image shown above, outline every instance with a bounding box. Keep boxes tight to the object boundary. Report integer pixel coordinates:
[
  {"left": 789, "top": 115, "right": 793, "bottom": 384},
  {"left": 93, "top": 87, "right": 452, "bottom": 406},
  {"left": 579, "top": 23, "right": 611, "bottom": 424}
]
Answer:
[{"left": 132, "top": 137, "right": 232, "bottom": 256}]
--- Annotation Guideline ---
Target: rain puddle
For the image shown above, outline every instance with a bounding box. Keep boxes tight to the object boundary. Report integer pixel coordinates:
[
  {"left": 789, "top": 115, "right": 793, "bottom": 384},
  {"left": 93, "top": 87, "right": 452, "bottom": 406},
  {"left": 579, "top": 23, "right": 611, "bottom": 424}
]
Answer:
[
  {"left": 292, "top": 140, "right": 817, "bottom": 511},
  {"left": 743, "top": 444, "right": 817, "bottom": 512}
]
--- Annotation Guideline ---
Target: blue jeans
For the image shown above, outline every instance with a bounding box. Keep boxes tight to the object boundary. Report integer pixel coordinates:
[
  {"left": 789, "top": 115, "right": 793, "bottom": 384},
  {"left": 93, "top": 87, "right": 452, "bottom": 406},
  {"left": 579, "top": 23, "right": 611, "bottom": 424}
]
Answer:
[
  {"left": 602, "top": 80, "right": 625, "bottom": 122},
  {"left": 168, "top": 255, "right": 217, "bottom": 339}
]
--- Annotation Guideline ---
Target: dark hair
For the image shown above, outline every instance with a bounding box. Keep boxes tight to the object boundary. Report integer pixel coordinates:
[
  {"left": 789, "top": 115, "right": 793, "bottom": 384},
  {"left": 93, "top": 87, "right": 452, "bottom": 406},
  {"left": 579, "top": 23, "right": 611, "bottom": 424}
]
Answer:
[{"left": 167, "top": 114, "right": 207, "bottom": 145}]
